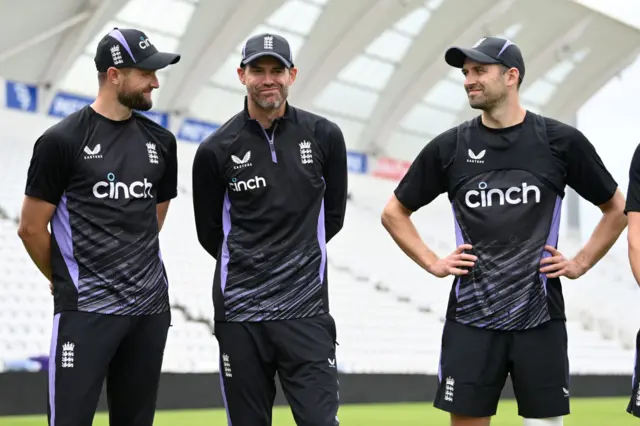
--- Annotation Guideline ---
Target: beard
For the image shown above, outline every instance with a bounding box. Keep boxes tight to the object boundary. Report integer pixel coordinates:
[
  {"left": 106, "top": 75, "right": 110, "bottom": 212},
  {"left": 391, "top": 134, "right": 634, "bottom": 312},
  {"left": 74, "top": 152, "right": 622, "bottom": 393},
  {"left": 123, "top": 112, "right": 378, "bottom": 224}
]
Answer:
[
  {"left": 467, "top": 85, "right": 507, "bottom": 111},
  {"left": 249, "top": 84, "right": 288, "bottom": 110},
  {"left": 118, "top": 88, "right": 152, "bottom": 111}
]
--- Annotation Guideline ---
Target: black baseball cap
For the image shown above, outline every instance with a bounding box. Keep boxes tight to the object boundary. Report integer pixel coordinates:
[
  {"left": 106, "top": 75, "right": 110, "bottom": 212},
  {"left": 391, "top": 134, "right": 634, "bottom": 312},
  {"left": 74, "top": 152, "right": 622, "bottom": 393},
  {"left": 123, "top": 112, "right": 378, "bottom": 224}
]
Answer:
[
  {"left": 240, "top": 33, "right": 294, "bottom": 68},
  {"left": 445, "top": 37, "right": 525, "bottom": 82},
  {"left": 94, "top": 28, "right": 181, "bottom": 72}
]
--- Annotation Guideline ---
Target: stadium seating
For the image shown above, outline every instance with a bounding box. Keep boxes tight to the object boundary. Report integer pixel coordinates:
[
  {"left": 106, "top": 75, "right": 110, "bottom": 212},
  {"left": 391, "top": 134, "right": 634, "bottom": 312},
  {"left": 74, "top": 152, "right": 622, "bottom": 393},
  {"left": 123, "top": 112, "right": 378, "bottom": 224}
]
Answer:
[{"left": 0, "top": 138, "right": 637, "bottom": 377}]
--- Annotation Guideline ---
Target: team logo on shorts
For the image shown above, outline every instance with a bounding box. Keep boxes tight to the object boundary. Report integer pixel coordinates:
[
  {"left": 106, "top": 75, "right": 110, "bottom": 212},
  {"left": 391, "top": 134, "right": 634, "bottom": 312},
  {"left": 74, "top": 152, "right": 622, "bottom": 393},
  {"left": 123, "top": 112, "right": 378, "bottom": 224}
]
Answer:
[
  {"left": 222, "top": 353, "right": 233, "bottom": 378},
  {"left": 444, "top": 376, "right": 455, "bottom": 402},
  {"left": 61, "top": 342, "right": 75, "bottom": 368}
]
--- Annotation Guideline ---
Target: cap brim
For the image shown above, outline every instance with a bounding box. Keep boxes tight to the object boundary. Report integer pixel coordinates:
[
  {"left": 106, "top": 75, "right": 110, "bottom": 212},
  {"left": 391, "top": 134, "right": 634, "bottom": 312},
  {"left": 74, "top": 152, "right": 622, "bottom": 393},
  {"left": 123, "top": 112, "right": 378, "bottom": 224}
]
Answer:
[
  {"left": 445, "top": 47, "right": 501, "bottom": 68},
  {"left": 134, "top": 52, "right": 181, "bottom": 71},
  {"left": 241, "top": 52, "right": 292, "bottom": 68}
]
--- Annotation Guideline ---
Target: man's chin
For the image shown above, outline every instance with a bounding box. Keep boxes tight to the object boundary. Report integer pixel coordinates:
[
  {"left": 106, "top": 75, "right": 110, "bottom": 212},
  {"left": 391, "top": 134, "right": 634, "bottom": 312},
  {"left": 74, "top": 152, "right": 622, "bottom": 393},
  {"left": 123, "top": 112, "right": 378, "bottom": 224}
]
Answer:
[
  {"left": 469, "top": 101, "right": 488, "bottom": 110},
  {"left": 134, "top": 102, "right": 153, "bottom": 111},
  {"left": 125, "top": 100, "right": 153, "bottom": 111},
  {"left": 257, "top": 98, "right": 282, "bottom": 110}
]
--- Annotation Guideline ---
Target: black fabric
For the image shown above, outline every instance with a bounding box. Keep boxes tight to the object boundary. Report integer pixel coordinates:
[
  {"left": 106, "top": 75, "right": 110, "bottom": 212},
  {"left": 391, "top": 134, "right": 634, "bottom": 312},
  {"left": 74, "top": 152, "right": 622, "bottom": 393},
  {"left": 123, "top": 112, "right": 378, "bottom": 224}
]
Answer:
[
  {"left": 626, "top": 143, "right": 640, "bottom": 214},
  {"left": 25, "top": 106, "right": 177, "bottom": 316},
  {"left": 445, "top": 36, "right": 526, "bottom": 82},
  {"left": 627, "top": 328, "right": 640, "bottom": 417},
  {"left": 240, "top": 33, "right": 294, "bottom": 68},
  {"left": 48, "top": 311, "right": 170, "bottom": 426},
  {"left": 94, "top": 27, "right": 180, "bottom": 72},
  {"left": 192, "top": 100, "right": 348, "bottom": 322},
  {"left": 215, "top": 313, "right": 340, "bottom": 426},
  {"left": 394, "top": 112, "right": 617, "bottom": 331},
  {"left": 434, "top": 319, "right": 570, "bottom": 418}
]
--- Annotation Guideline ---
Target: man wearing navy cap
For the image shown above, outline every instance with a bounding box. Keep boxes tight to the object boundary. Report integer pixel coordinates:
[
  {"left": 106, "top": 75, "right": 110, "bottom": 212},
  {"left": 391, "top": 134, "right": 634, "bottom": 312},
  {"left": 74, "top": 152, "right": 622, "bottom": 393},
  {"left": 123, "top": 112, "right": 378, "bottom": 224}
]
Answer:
[
  {"left": 382, "top": 36, "right": 626, "bottom": 426},
  {"left": 192, "top": 33, "right": 347, "bottom": 425},
  {"left": 18, "top": 27, "right": 180, "bottom": 425}
]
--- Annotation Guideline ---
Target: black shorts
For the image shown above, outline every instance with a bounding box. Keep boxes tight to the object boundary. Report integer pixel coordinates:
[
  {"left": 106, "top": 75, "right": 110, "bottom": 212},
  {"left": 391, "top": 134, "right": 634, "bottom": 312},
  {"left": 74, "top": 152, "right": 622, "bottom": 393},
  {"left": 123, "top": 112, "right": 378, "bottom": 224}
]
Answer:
[
  {"left": 47, "top": 310, "right": 171, "bottom": 426},
  {"left": 215, "top": 313, "right": 340, "bottom": 426},
  {"left": 434, "top": 319, "right": 570, "bottom": 419},
  {"left": 627, "top": 329, "right": 640, "bottom": 417}
]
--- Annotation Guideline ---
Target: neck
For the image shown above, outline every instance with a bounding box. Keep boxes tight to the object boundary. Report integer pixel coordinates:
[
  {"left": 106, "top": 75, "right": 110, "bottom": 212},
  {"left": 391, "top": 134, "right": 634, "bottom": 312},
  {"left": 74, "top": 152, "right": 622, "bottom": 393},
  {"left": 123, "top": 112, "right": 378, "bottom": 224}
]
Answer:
[
  {"left": 247, "top": 97, "right": 286, "bottom": 129},
  {"left": 481, "top": 99, "right": 526, "bottom": 129},
  {"left": 91, "top": 92, "right": 132, "bottom": 121}
]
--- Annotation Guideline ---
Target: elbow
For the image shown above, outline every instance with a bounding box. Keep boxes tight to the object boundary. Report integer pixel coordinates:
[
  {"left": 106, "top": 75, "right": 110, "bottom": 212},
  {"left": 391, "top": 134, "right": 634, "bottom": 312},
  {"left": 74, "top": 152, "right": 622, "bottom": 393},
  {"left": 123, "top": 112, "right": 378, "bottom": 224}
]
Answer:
[
  {"left": 381, "top": 199, "right": 412, "bottom": 233},
  {"left": 381, "top": 205, "right": 397, "bottom": 231},
  {"left": 17, "top": 222, "right": 39, "bottom": 242}
]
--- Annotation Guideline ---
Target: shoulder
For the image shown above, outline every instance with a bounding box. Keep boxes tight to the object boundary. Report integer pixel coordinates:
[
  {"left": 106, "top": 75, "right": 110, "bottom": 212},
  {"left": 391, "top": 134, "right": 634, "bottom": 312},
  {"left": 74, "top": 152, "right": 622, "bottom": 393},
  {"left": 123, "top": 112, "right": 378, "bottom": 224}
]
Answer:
[
  {"left": 197, "top": 111, "right": 246, "bottom": 157},
  {"left": 37, "top": 106, "right": 92, "bottom": 151},
  {"left": 291, "top": 106, "right": 340, "bottom": 137},
  {"left": 417, "top": 125, "right": 458, "bottom": 163},
  {"left": 540, "top": 115, "right": 584, "bottom": 144},
  {"left": 431, "top": 125, "right": 459, "bottom": 146},
  {"left": 133, "top": 112, "right": 177, "bottom": 151}
]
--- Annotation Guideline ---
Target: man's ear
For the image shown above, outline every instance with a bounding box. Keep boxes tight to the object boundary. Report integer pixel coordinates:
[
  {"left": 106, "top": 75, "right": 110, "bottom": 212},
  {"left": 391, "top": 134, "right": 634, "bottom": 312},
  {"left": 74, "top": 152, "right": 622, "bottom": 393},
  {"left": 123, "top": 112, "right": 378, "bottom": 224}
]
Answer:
[{"left": 237, "top": 66, "right": 247, "bottom": 86}]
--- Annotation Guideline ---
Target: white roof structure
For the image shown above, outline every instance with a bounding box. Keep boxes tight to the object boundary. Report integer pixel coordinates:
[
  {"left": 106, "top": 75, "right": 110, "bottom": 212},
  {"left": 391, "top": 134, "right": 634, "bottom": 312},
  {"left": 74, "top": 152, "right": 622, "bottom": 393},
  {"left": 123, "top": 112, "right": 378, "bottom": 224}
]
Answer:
[{"left": 2, "top": 0, "right": 640, "bottom": 160}]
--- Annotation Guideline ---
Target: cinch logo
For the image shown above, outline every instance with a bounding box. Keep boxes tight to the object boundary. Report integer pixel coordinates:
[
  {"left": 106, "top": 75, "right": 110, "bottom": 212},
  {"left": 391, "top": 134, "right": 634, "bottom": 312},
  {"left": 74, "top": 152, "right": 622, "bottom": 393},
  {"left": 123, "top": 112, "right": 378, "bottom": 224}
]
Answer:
[
  {"left": 139, "top": 36, "right": 153, "bottom": 49},
  {"left": 465, "top": 182, "right": 540, "bottom": 208},
  {"left": 229, "top": 176, "right": 266, "bottom": 192},
  {"left": 92, "top": 173, "right": 153, "bottom": 199}
]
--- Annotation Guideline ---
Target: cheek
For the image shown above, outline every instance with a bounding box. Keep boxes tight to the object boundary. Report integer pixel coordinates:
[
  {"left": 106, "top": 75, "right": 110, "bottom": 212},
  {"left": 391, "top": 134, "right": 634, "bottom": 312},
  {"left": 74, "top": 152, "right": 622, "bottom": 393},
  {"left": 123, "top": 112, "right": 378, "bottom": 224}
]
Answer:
[{"left": 247, "top": 77, "right": 260, "bottom": 88}]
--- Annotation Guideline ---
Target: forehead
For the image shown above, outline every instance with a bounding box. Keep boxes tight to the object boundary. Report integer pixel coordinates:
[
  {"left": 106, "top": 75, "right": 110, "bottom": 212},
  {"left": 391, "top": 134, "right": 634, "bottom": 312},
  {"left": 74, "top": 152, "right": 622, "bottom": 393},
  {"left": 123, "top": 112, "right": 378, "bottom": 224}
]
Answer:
[
  {"left": 462, "top": 59, "right": 500, "bottom": 71},
  {"left": 246, "top": 56, "right": 287, "bottom": 70},
  {"left": 122, "top": 67, "right": 155, "bottom": 77}
]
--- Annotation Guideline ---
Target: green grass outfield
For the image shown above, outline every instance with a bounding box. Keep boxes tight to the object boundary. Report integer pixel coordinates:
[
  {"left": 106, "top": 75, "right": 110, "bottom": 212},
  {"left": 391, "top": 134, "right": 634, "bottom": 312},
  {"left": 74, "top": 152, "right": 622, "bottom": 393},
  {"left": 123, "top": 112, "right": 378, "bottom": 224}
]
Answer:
[{"left": 0, "top": 398, "right": 636, "bottom": 425}]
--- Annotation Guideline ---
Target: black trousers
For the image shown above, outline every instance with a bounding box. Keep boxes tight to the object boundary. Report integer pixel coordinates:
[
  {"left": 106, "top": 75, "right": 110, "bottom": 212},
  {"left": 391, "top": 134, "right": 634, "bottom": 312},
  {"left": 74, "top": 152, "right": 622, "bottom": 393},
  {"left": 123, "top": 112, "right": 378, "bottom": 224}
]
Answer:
[
  {"left": 47, "top": 310, "right": 171, "bottom": 426},
  {"left": 215, "top": 313, "right": 340, "bottom": 426},
  {"left": 627, "top": 328, "right": 640, "bottom": 417}
]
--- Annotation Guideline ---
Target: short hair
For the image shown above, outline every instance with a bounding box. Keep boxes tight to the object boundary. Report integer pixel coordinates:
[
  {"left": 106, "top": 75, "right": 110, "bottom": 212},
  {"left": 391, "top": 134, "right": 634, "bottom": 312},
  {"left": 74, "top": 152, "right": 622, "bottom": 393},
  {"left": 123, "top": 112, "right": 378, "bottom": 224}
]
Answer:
[
  {"left": 97, "top": 71, "right": 108, "bottom": 86},
  {"left": 500, "top": 64, "right": 521, "bottom": 90}
]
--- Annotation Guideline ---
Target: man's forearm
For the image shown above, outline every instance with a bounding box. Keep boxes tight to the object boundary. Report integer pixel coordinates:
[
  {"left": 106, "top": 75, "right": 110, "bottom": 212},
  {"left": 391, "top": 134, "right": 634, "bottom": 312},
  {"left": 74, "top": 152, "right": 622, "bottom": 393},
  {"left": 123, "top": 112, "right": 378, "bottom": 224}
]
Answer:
[
  {"left": 381, "top": 211, "right": 439, "bottom": 273},
  {"left": 573, "top": 210, "right": 627, "bottom": 272},
  {"left": 20, "top": 231, "right": 53, "bottom": 282}
]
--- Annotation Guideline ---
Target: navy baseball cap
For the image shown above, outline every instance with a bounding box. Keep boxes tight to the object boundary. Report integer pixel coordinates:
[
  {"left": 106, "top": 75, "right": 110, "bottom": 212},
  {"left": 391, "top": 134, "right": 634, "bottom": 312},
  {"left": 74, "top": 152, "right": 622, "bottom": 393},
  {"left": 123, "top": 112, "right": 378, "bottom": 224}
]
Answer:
[
  {"left": 240, "top": 33, "right": 294, "bottom": 68},
  {"left": 445, "top": 36, "right": 525, "bottom": 82},
  {"left": 94, "top": 28, "right": 181, "bottom": 72}
]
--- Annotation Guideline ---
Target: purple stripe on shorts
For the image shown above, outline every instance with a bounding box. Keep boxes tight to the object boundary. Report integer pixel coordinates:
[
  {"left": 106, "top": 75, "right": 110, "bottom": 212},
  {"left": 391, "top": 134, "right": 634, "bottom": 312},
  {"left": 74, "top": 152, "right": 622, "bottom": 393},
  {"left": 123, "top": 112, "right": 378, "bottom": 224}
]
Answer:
[
  {"left": 49, "top": 313, "right": 60, "bottom": 425},
  {"left": 219, "top": 359, "right": 232, "bottom": 425}
]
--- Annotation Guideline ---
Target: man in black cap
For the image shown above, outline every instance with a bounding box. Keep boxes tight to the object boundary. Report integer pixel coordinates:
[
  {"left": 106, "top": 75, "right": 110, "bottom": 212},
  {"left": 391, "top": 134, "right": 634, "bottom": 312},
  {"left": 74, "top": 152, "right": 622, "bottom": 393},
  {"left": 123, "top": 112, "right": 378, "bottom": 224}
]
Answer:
[
  {"left": 192, "top": 32, "right": 347, "bottom": 425},
  {"left": 381, "top": 36, "right": 626, "bottom": 426},
  {"left": 18, "top": 28, "right": 180, "bottom": 426}
]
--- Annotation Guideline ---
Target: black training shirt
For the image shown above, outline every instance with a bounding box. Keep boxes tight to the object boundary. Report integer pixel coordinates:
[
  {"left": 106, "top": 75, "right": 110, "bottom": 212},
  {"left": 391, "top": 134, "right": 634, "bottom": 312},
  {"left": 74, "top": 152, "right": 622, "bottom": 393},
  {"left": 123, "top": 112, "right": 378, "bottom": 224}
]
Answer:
[
  {"left": 25, "top": 106, "right": 178, "bottom": 315},
  {"left": 395, "top": 112, "right": 617, "bottom": 331},
  {"left": 626, "top": 143, "right": 640, "bottom": 214},
  {"left": 192, "top": 99, "right": 348, "bottom": 322}
]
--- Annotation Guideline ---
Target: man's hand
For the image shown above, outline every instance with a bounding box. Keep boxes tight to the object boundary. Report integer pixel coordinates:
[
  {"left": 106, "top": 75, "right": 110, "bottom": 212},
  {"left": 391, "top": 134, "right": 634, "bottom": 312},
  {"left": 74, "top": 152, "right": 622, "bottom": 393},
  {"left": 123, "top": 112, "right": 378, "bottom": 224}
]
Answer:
[
  {"left": 539, "top": 245, "right": 587, "bottom": 279},
  {"left": 428, "top": 244, "right": 477, "bottom": 278}
]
